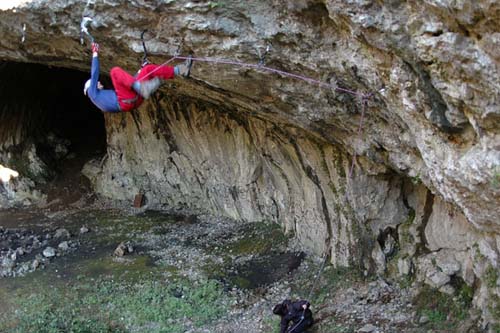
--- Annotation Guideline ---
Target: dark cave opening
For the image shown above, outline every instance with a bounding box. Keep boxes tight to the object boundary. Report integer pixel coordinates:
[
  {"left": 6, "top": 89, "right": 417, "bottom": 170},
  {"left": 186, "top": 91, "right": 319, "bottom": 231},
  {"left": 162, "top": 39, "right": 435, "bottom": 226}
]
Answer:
[{"left": 0, "top": 61, "right": 106, "bottom": 204}]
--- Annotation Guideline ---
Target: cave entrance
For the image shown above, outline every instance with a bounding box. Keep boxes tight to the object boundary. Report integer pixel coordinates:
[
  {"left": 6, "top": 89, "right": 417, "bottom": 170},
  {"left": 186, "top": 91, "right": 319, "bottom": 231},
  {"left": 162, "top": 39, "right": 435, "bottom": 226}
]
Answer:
[{"left": 0, "top": 61, "right": 106, "bottom": 207}]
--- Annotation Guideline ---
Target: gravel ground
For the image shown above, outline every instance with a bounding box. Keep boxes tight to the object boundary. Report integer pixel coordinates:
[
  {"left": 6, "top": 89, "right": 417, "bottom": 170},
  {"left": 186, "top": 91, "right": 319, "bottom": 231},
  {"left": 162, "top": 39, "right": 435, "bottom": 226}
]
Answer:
[{"left": 0, "top": 204, "right": 481, "bottom": 333}]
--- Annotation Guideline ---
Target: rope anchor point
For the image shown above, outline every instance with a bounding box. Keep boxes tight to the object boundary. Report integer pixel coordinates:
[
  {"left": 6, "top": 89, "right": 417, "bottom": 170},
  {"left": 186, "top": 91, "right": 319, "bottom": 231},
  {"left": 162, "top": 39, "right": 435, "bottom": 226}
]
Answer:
[{"left": 80, "top": 16, "right": 94, "bottom": 45}]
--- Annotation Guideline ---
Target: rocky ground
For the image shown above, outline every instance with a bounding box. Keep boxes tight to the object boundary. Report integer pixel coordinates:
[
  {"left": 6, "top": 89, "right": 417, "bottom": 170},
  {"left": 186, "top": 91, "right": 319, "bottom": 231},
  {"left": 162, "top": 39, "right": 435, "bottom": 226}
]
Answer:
[
  {"left": 0, "top": 224, "right": 80, "bottom": 277},
  {"left": 0, "top": 202, "right": 483, "bottom": 333}
]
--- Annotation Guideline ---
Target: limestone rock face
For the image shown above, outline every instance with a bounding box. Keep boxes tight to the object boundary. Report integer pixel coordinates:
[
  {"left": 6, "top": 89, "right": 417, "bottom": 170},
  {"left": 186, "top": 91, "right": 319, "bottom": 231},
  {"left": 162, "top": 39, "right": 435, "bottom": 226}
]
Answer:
[
  {"left": 425, "top": 196, "right": 479, "bottom": 252},
  {"left": 0, "top": 0, "right": 499, "bottom": 325},
  {"left": 92, "top": 97, "right": 398, "bottom": 266},
  {"left": 0, "top": 0, "right": 497, "bottom": 229}
]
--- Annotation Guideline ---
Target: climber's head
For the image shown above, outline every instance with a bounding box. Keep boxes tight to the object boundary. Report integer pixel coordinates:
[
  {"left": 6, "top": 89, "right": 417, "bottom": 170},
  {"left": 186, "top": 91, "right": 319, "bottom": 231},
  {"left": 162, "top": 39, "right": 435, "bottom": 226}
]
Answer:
[{"left": 83, "top": 80, "right": 103, "bottom": 96}]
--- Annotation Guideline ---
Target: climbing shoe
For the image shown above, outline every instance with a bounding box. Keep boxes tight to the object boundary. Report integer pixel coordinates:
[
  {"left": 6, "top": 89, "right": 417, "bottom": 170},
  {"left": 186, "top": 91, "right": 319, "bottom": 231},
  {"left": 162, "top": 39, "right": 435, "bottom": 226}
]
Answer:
[
  {"left": 176, "top": 55, "right": 193, "bottom": 78},
  {"left": 133, "top": 77, "right": 161, "bottom": 99}
]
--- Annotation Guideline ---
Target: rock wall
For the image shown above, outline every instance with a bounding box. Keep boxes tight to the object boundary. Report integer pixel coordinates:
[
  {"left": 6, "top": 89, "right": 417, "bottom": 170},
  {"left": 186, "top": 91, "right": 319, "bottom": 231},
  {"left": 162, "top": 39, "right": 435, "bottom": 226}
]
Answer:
[
  {"left": 0, "top": 0, "right": 499, "bottom": 327},
  {"left": 84, "top": 93, "right": 410, "bottom": 268},
  {"left": 0, "top": 0, "right": 496, "bottom": 231}
]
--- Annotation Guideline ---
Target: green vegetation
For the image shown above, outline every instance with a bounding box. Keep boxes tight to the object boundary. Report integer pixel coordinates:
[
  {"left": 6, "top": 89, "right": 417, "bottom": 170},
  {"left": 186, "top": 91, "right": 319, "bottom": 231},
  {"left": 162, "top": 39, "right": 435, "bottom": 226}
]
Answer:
[
  {"left": 202, "top": 221, "right": 290, "bottom": 284},
  {"left": 397, "top": 274, "right": 415, "bottom": 289},
  {"left": 472, "top": 242, "right": 486, "bottom": 261},
  {"left": 413, "top": 282, "right": 473, "bottom": 330},
  {"left": 262, "top": 311, "right": 281, "bottom": 333},
  {"left": 331, "top": 326, "right": 355, "bottom": 333},
  {"left": 208, "top": 1, "right": 224, "bottom": 9},
  {"left": 399, "top": 208, "right": 416, "bottom": 247},
  {"left": 491, "top": 166, "right": 500, "bottom": 189},
  {"left": 86, "top": 210, "right": 179, "bottom": 245},
  {"left": 220, "top": 222, "right": 288, "bottom": 257},
  {"left": 484, "top": 265, "right": 499, "bottom": 289},
  {"left": 488, "top": 294, "right": 500, "bottom": 322},
  {"left": 457, "top": 283, "right": 474, "bottom": 307},
  {"left": 299, "top": 265, "right": 363, "bottom": 305},
  {"left": 301, "top": 265, "right": 363, "bottom": 333},
  {"left": 410, "top": 174, "right": 421, "bottom": 185},
  {"left": 0, "top": 213, "right": 293, "bottom": 333},
  {"left": 77, "top": 255, "right": 156, "bottom": 281},
  {"left": 1, "top": 277, "right": 229, "bottom": 333}
]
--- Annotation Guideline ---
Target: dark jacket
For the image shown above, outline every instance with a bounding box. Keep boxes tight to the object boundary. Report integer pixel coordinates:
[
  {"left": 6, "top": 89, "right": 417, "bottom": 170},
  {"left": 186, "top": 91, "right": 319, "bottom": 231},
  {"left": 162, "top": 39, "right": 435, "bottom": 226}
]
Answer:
[{"left": 273, "top": 299, "right": 313, "bottom": 333}]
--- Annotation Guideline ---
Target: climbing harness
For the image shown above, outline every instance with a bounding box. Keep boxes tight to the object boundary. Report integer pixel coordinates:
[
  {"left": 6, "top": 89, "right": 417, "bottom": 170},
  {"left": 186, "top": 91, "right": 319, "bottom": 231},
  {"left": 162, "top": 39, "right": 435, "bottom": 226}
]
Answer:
[
  {"left": 140, "top": 29, "right": 150, "bottom": 67},
  {"left": 80, "top": 16, "right": 94, "bottom": 45},
  {"left": 287, "top": 308, "right": 307, "bottom": 333},
  {"left": 121, "top": 96, "right": 140, "bottom": 108}
]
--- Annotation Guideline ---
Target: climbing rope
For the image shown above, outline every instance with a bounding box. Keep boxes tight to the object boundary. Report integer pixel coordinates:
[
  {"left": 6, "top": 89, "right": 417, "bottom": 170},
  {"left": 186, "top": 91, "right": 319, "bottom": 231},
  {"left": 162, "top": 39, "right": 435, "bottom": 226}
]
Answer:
[
  {"left": 285, "top": 252, "right": 329, "bottom": 333},
  {"left": 139, "top": 54, "right": 372, "bottom": 100},
  {"left": 306, "top": 252, "right": 329, "bottom": 301},
  {"left": 137, "top": 54, "right": 373, "bottom": 183},
  {"left": 79, "top": 12, "right": 373, "bottom": 181},
  {"left": 78, "top": 0, "right": 374, "bottom": 180},
  {"left": 347, "top": 97, "right": 369, "bottom": 179},
  {"left": 287, "top": 310, "right": 306, "bottom": 333}
]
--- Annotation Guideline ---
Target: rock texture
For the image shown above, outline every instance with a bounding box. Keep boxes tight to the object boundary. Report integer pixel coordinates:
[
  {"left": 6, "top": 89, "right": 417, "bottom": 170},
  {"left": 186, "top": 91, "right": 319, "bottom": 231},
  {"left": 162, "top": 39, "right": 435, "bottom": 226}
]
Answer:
[{"left": 0, "top": 0, "right": 499, "bottom": 327}]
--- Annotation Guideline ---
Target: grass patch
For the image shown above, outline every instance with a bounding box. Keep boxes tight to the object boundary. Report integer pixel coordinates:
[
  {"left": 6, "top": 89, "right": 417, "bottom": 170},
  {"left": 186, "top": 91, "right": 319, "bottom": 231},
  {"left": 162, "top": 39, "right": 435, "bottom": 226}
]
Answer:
[
  {"left": 488, "top": 295, "right": 500, "bottom": 322},
  {"left": 399, "top": 208, "right": 415, "bottom": 246},
  {"left": 413, "top": 281, "right": 473, "bottom": 330},
  {"left": 294, "top": 265, "right": 364, "bottom": 305},
  {"left": 262, "top": 311, "right": 281, "bottom": 333},
  {"left": 484, "top": 265, "right": 499, "bottom": 289},
  {"left": 221, "top": 222, "right": 289, "bottom": 256},
  {"left": 491, "top": 166, "right": 500, "bottom": 189},
  {"left": 84, "top": 210, "right": 179, "bottom": 246},
  {"left": 321, "top": 266, "right": 363, "bottom": 288},
  {"left": 1, "top": 276, "right": 230, "bottom": 333},
  {"left": 411, "top": 174, "right": 421, "bottom": 185},
  {"left": 201, "top": 222, "right": 290, "bottom": 286},
  {"left": 398, "top": 274, "right": 415, "bottom": 289},
  {"left": 77, "top": 255, "right": 156, "bottom": 282},
  {"left": 208, "top": 1, "right": 224, "bottom": 9}
]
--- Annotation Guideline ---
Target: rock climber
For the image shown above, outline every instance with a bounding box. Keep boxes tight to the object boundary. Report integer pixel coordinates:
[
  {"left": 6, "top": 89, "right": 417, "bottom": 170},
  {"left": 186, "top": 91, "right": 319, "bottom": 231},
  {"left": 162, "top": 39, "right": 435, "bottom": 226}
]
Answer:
[
  {"left": 273, "top": 299, "right": 314, "bottom": 333},
  {"left": 83, "top": 42, "right": 192, "bottom": 113}
]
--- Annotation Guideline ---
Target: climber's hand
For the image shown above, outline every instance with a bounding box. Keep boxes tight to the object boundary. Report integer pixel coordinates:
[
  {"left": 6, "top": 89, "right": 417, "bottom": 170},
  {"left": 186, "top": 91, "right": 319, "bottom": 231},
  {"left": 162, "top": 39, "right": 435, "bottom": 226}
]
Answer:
[{"left": 91, "top": 42, "right": 99, "bottom": 54}]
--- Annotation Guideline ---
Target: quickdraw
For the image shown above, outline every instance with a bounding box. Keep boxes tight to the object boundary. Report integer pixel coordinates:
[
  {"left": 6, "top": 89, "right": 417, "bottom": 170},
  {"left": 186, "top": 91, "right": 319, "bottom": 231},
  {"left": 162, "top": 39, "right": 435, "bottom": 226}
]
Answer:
[
  {"left": 257, "top": 44, "right": 271, "bottom": 66},
  {"left": 80, "top": 16, "right": 94, "bottom": 45},
  {"left": 21, "top": 23, "right": 26, "bottom": 44},
  {"left": 140, "top": 29, "right": 150, "bottom": 67}
]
